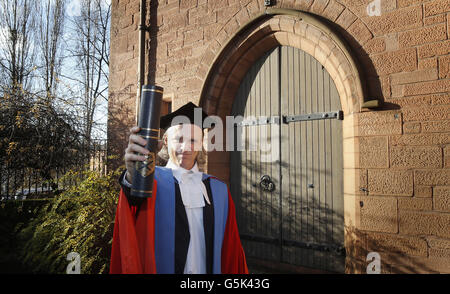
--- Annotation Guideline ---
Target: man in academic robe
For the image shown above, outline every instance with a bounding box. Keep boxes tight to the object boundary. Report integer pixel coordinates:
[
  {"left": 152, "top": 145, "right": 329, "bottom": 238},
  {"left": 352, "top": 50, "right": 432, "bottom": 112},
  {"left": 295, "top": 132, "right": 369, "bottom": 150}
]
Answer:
[{"left": 110, "top": 102, "right": 248, "bottom": 274}]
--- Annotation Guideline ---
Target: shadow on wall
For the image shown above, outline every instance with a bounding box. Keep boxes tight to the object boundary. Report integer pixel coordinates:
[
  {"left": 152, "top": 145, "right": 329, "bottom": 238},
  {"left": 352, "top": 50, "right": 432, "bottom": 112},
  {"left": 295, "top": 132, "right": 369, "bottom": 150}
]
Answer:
[
  {"left": 234, "top": 163, "right": 441, "bottom": 274},
  {"left": 345, "top": 222, "right": 442, "bottom": 274},
  {"left": 146, "top": 0, "right": 159, "bottom": 85},
  {"left": 108, "top": 0, "right": 160, "bottom": 170},
  {"left": 232, "top": 129, "right": 440, "bottom": 273},
  {"left": 107, "top": 89, "right": 137, "bottom": 170},
  {"left": 231, "top": 136, "right": 346, "bottom": 271},
  {"left": 318, "top": 14, "right": 400, "bottom": 111}
]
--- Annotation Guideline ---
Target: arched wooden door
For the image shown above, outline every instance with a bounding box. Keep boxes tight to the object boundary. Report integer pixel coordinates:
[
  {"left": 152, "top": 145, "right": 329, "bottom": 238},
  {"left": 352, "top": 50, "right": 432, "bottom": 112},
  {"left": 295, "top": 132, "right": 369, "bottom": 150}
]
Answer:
[{"left": 230, "top": 46, "right": 344, "bottom": 273}]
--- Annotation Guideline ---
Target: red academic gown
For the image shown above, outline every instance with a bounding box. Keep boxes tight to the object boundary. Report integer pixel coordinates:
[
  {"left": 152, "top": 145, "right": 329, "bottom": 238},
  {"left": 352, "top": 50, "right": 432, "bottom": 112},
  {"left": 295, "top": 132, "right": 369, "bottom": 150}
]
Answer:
[{"left": 109, "top": 171, "right": 248, "bottom": 274}]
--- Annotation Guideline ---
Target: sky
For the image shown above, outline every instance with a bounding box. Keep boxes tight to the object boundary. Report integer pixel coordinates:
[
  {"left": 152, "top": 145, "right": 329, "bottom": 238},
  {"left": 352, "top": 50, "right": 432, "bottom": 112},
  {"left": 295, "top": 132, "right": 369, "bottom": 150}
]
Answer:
[
  {"left": 0, "top": 0, "right": 111, "bottom": 140},
  {"left": 62, "top": 0, "right": 111, "bottom": 140}
]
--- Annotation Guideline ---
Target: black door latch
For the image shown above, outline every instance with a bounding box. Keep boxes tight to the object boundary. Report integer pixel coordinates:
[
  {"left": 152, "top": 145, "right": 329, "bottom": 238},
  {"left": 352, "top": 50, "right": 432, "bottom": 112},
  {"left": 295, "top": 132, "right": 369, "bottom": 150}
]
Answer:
[{"left": 260, "top": 175, "right": 275, "bottom": 192}]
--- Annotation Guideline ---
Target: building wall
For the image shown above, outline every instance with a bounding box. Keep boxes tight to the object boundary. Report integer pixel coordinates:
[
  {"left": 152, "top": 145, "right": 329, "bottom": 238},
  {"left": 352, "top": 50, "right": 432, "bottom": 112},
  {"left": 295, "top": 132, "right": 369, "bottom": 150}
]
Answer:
[{"left": 108, "top": 0, "right": 450, "bottom": 273}]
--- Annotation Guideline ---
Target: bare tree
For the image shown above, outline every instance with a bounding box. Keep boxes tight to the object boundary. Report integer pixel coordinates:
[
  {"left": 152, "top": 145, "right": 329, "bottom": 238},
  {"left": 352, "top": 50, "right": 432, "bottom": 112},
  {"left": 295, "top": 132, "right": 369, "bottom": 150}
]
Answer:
[
  {"left": 0, "top": 0, "right": 37, "bottom": 95},
  {"left": 37, "top": 0, "right": 66, "bottom": 100},
  {"left": 64, "top": 0, "right": 111, "bottom": 143},
  {"left": 0, "top": 0, "right": 88, "bottom": 195}
]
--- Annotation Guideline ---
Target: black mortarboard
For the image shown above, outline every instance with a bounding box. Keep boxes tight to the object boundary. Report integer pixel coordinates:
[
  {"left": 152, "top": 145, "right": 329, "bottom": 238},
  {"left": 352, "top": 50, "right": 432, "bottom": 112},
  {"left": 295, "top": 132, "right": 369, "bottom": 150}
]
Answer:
[{"left": 159, "top": 102, "right": 209, "bottom": 130}]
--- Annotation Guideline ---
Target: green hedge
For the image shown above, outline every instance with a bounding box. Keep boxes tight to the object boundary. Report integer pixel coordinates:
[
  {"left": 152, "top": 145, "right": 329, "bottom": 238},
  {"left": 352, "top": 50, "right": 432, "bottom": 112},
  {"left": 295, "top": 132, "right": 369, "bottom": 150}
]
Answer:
[
  {"left": 0, "top": 199, "right": 48, "bottom": 273},
  {"left": 16, "top": 167, "right": 122, "bottom": 274}
]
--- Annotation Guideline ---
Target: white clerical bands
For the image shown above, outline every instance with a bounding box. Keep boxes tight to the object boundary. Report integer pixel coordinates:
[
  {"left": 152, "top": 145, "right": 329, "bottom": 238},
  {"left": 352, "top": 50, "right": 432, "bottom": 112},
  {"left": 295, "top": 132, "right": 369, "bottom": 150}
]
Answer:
[{"left": 180, "top": 172, "right": 211, "bottom": 206}]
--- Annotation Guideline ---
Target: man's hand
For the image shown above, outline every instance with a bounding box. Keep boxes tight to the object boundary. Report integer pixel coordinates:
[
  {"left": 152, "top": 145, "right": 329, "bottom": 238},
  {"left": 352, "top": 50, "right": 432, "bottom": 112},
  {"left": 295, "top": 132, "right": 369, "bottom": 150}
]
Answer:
[
  {"left": 124, "top": 126, "right": 164, "bottom": 183},
  {"left": 124, "top": 126, "right": 148, "bottom": 183}
]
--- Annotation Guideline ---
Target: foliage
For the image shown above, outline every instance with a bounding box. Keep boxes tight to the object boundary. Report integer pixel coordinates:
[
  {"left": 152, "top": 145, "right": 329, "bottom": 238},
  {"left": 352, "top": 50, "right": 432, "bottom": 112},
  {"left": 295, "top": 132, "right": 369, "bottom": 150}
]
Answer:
[
  {"left": 0, "top": 0, "right": 112, "bottom": 174},
  {"left": 0, "top": 93, "right": 85, "bottom": 169},
  {"left": 0, "top": 199, "right": 45, "bottom": 273},
  {"left": 0, "top": 0, "right": 114, "bottom": 274},
  {"left": 0, "top": 91, "right": 87, "bottom": 195},
  {"left": 17, "top": 167, "right": 122, "bottom": 274}
]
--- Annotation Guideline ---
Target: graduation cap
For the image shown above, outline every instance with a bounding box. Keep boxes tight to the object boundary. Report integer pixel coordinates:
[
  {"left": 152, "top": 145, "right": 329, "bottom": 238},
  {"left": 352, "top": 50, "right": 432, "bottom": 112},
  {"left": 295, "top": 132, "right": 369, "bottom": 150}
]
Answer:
[{"left": 160, "top": 102, "right": 209, "bottom": 130}]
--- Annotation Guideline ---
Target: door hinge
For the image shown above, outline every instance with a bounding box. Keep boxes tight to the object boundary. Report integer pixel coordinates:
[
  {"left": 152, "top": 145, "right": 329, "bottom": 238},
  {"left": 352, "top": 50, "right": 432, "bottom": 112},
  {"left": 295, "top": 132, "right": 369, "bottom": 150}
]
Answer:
[
  {"left": 284, "top": 110, "right": 343, "bottom": 123},
  {"left": 235, "top": 110, "right": 343, "bottom": 126},
  {"left": 236, "top": 116, "right": 281, "bottom": 127}
]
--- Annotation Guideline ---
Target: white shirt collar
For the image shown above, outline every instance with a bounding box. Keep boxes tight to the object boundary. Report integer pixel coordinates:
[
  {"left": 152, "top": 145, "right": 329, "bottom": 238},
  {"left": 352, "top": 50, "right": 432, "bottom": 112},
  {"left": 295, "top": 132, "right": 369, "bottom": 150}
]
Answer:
[
  {"left": 165, "top": 160, "right": 210, "bottom": 207},
  {"left": 165, "top": 160, "right": 200, "bottom": 176}
]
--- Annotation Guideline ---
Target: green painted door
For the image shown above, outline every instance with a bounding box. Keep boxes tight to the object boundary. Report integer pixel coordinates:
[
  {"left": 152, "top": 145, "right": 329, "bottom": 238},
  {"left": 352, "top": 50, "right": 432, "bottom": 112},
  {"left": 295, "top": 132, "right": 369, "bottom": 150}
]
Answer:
[{"left": 230, "top": 46, "right": 344, "bottom": 273}]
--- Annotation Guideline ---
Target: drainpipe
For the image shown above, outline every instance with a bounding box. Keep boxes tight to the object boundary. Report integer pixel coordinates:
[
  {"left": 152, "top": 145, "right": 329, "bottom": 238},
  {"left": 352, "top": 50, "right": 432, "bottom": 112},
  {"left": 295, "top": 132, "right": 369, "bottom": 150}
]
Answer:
[{"left": 136, "top": 0, "right": 147, "bottom": 124}]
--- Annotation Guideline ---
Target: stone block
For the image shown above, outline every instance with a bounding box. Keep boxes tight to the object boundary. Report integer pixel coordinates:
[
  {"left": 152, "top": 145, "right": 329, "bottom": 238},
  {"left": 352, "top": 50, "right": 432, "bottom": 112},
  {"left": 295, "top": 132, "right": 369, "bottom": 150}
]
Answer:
[
  {"left": 399, "top": 23, "right": 447, "bottom": 47},
  {"left": 422, "top": 121, "right": 450, "bottom": 133},
  {"left": 366, "top": 232, "right": 428, "bottom": 257},
  {"left": 403, "top": 122, "right": 421, "bottom": 134},
  {"left": 355, "top": 111, "right": 403, "bottom": 136},
  {"left": 438, "top": 55, "right": 450, "bottom": 79},
  {"left": 359, "top": 196, "right": 398, "bottom": 233},
  {"left": 417, "top": 40, "right": 450, "bottom": 58},
  {"left": 390, "top": 146, "right": 442, "bottom": 168},
  {"left": 336, "top": 8, "right": 357, "bottom": 29},
  {"left": 183, "top": 29, "right": 204, "bottom": 44},
  {"left": 415, "top": 169, "right": 450, "bottom": 186},
  {"left": 359, "top": 136, "right": 388, "bottom": 168},
  {"left": 364, "top": 5, "right": 422, "bottom": 36},
  {"left": 368, "top": 169, "right": 413, "bottom": 196},
  {"left": 426, "top": 236, "right": 450, "bottom": 249},
  {"left": 445, "top": 145, "right": 450, "bottom": 168},
  {"left": 399, "top": 210, "right": 450, "bottom": 238},
  {"left": 390, "top": 258, "right": 442, "bottom": 274},
  {"left": 347, "top": 19, "right": 373, "bottom": 45},
  {"left": 402, "top": 105, "right": 450, "bottom": 122},
  {"left": 309, "top": 0, "right": 329, "bottom": 15},
  {"left": 279, "top": 17, "right": 296, "bottom": 34},
  {"left": 431, "top": 92, "right": 450, "bottom": 105},
  {"left": 434, "top": 186, "right": 450, "bottom": 212},
  {"left": 424, "top": 0, "right": 450, "bottom": 17},
  {"left": 398, "top": 197, "right": 433, "bottom": 211},
  {"left": 390, "top": 68, "right": 438, "bottom": 85},
  {"left": 389, "top": 133, "right": 450, "bottom": 146},
  {"left": 424, "top": 14, "right": 447, "bottom": 26},
  {"left": 418, "top": 57, "right": 438, "bottom": 70},
  {"left": 293, "top": 0, "right": 314, "bottom": 11},
  {"left": 364, "top": 37, "right": 386, "bottom": 54},
  {"left": 404, "top": 79, "right": 450, "bottom": 96},
  {"left": 414, "top": 186, "right": 433, "bottom": 198},
  {"left": 371, "top": 48, "right": 417, "bottom": 75},
  {"left": 322, "top": 0, "right": 345, "bottom": 22}
]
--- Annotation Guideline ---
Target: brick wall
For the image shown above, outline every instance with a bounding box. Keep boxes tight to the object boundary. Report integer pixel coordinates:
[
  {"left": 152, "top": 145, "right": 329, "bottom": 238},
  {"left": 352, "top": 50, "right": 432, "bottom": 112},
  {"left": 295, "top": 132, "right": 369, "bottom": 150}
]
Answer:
[{"left": 108, "top": 0, "right": 450, "bottom": 273}]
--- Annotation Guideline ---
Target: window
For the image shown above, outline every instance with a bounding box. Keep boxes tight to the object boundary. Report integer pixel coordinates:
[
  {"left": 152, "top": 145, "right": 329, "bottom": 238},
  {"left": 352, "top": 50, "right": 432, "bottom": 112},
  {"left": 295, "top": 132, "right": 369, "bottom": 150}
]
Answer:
[{"left": 161, "top": 93, "right": 174, "bottom": 116}]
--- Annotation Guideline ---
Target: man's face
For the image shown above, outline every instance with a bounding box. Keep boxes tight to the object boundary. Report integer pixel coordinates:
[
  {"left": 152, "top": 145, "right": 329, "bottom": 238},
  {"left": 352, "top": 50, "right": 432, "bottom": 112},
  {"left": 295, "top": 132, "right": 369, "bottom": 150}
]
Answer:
[{"left": 165, "top": 124, "right": 203, "bottom": 170}]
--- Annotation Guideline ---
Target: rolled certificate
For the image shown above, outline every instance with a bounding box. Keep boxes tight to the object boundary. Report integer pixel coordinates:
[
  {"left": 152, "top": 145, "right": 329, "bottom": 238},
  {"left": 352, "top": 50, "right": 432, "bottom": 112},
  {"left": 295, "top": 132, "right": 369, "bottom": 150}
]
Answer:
[{"left": 131, "top": 84, "right": 163, "bottom": 198}]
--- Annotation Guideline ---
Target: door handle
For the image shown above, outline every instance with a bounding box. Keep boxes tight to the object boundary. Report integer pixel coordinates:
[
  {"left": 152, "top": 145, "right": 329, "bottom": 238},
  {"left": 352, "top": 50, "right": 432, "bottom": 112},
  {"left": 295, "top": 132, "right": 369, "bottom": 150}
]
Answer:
[{"left": 260, "top": 175, "right": 275, "bottom": 192}]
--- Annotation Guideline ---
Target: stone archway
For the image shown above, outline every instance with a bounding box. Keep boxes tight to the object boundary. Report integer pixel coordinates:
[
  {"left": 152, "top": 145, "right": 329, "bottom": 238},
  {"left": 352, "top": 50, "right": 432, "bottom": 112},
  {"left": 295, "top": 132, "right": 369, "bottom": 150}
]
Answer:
[{"left": 199, "top": 9, "right": 367, "bottom": 273}]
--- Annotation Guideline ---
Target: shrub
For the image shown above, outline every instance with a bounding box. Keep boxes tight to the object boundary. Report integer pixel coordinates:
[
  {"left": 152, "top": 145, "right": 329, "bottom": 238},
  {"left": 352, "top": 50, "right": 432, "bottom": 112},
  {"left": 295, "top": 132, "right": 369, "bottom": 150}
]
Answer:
[
  {"left": 0, "top": 199, "right": 45, "bottom": 273},
  {"left": 18, "top": 167, "right": 122, "bottom": 274}
]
